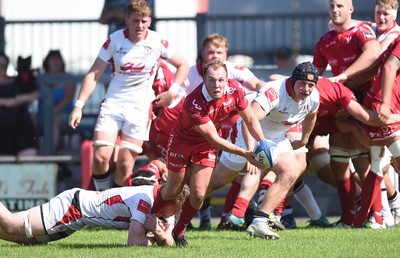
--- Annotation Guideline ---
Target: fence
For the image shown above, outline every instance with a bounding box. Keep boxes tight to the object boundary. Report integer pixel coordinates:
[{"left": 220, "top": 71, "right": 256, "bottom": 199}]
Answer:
[{"left": 1, "top": 11, "right": 376, "bottom": 155}]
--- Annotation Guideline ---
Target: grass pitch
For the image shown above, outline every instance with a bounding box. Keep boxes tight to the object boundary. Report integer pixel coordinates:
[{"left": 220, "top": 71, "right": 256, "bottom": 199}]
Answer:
[{"left": 1, "top": 219, "right": 399, "bottom": 258}]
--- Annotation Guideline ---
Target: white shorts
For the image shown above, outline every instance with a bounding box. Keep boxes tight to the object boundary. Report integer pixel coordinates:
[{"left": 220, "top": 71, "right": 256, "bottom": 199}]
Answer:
[
  {"left": 95, "top": 99, "right": 152, "bottom": 141},
  {"left": 41, "top": 188, "right": 82, "bottom": 240}
]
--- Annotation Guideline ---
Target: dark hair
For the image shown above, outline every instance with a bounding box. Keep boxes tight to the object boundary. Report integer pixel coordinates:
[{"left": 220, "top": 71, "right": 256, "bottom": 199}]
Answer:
[
  {"left": 43, "top": 50, "right": 65, "bottom": 73},
  {"left": 291, "top": 62, "right": 319, "bottom": 88}
]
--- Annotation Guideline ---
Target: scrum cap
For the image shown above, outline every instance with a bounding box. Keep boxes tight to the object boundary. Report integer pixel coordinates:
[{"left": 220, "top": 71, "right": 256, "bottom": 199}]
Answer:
[
  {"left": 291, "top": 62, "right": 319, "bottom": 87},
  {"left": 136, "top": 160, "right": 161, "bottom": 180}
]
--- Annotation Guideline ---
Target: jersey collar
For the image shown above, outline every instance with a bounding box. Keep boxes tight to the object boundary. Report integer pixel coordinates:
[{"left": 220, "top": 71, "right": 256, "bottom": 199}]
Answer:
[{"left": 201, "top": 83, "right": 230, "bottom": 102}]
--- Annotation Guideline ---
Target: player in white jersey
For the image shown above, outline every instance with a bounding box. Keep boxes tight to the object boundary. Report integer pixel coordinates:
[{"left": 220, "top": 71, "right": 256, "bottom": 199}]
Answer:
[
  {"left": 0, "top": 170, "right": 190, "bottom": 247},
  {"left": 208, "top": 62, "right": 320, "bottom": 239},
  {"left": 69, "top": 0, "right": 189, "bottom": 190}
]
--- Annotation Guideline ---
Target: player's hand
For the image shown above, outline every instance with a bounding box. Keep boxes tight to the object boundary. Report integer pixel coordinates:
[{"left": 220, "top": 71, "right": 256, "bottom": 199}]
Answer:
[
  {"left": 245, "top": 162, "right": 260, "bottom": 175},
  {"left": 69, "top": 108, "right": 82, "bottom": 129},
  {"left": 244, "top": 150, "right": 264, "bottom": 169},
  {"left": 145, "top": 213, "right": 165, "bottom": 233},
  {"left": 154, "top": 91, "right": 175, "bottom": 107},
  {"left": 328, "top": 73, "right": 347, "bottom": 83},
  {"left": 378, "top": 103, "right": 391, "bottom": 124}
]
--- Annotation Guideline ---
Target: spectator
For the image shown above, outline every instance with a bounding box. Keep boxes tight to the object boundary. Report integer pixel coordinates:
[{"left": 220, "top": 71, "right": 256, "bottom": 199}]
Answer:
[
  {"left": 0, "top": 53, "right": 39, "bottom": 156},
  {"left": 38, "top": 50, "right": 77, "bottom": 151}
]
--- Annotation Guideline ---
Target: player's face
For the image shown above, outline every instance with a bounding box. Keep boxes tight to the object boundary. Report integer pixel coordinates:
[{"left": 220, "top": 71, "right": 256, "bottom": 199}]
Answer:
[
  {"left": 204, "top": 66, "right": 228, "bottom": 100},
  {"left": 201, "top": 43, "right": 228, "bottom": 63},
  {"left": 125, "top": 13, "right": 151, "bottom": 42},
  {"left": 292, "top": 80, "right": 316, "bottom": 102},
  {"left": 329, "top": 0, "right": 353, "bottom": 26},
  {"left": 375, "top": 7, "right": 396, "bottom": 35}
]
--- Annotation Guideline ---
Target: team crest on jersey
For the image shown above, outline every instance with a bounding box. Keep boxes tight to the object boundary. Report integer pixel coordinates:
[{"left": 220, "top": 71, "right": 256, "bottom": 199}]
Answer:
[
  {"left": 265, "top": 87, "right": 278, "bottom": 102},
  {"left": 192, "top": 99, "right": 202, "bottom": 110},
  {"left": 363, "top": 31, "right": 374, "bottom": 39},
  {"left": 160, "top": 38, "right": 169, "bottom": 49},
  {"left": 137, "top": 199, "right": 151, "bottom": 214},
  {"left": 226, "top": 86, "right": 236, "bottom": 95}
]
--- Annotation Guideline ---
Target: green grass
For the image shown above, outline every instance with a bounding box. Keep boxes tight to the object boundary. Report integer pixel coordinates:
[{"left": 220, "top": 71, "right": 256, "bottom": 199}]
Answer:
[{"left": 1, "top": 221, "right": 400, "bottom": 258}]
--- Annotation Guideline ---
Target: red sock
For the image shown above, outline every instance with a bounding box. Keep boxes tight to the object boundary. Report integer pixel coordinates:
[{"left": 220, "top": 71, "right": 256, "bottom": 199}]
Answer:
[
  {"left": 353, "top": 172, "right": 383, "bottom": 227},
  {"left": 151, "top": 186, "right": 166, "bottom": 215},
  {"left": 335, "top": 177, "right": 356, "bottom": 225},
  {"left": 231, "top": 196, "right": 249, "bottom": 218},
  {"left": 220, "top": 181, "right": 242, "bottom": 224},
  {"left": 275, "top": 195, "right": 290, "bottom": 217},
  {"left": 258, "top": 179, "right": 273, "bottom": 191},
  {"left": 173, "top": 198, "right": 199, "bottom": 237},
  {"left": 223, "top": 181, "right": 241, "bottom": 214},
  {"left": 370, "top": 186, "right": 383, "bottom": 224}
]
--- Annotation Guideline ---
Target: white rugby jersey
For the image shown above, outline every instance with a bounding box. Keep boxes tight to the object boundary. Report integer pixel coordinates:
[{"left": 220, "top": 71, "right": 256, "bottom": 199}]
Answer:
[
  {"left": 98, "top": 28, "right": 176, "bottom": 104},
  {"left": 181, "top": 60, "right": 255, "bottom": 95},
  {"left": 370, "top": 22, "right": 400, "bottom": 43},
  {"left": 254, "top": 78, "right": 320, "bottom": 138},
  {"left": 79, "top": 185, "right": 156, "bottom": 229}
]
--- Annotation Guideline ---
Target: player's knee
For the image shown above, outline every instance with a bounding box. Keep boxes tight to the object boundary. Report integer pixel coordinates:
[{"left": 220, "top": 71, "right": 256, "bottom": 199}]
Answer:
[{"left": 119, "top": 140, "right": 143, "bottom": 154}]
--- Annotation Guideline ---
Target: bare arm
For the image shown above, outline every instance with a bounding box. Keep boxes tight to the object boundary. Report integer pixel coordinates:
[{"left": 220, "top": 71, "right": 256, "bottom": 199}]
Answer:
[
  {"left": 292, "top": 112, "right": 317, "bottom": 150},
  {"left": 243, "top": 75, "right": 266, "bottom": 92},
  {"left": 155, "top": 52, "right": 189, "bottom": 107},
  {"left": 330, "top": 40, "right": 381, "bottom": 85},
  {"left": 240, "top": 101, "right": 267, "bottom": 150},
  {"left": 144, "top": 213, "right": 174, "bottom": 246},
  {"left": 379, "top": 55, "right": 400, "bottom": 123},
  {"left": 127, "top": 219, "right": 154, "bottom": 246},
  {"left": 68, "top": 58, "right": 108, "bottom": 129},
  {"left": 195, "top": 120, "right": 262, "bottom": 168}
]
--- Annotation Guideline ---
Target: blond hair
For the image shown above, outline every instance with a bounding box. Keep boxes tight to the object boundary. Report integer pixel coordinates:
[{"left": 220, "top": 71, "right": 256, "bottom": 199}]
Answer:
[{"left": 202, "top": 33, "right": 229, "bottom": 52}]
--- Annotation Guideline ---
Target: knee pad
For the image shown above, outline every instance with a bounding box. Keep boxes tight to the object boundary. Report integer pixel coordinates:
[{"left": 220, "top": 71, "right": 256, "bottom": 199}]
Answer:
[
  {"left": 329, "top": 147, "right": 351, "bottom": 163},
  {"left": 23, "top": 211, "right": 34, "bottom": 238},
  {"left": 307, "top": 151, "right": 330, "bottom": 173},
  {"left": 370, "top": 145, "right": 391, "bottom": 176},
  {"left": 93, "top": 140, "right": 115, "bottom": 148},
  {"left": 293, "top": 146, "right": 308, "bottom": 155},
  {"left": 119, "top": 140, "right": 143, "bottom": 154},
  {"left": 388, "top": 140, "right": 400, "bottom": 157}
]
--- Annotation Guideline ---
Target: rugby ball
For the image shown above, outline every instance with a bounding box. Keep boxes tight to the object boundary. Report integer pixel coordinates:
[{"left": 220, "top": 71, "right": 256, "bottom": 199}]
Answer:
[{"left": 254, "top": 139, "right": 279, "bottom": 169}]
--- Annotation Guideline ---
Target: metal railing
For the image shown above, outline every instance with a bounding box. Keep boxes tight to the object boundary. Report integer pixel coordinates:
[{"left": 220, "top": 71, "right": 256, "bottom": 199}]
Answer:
[{"left": 2, "top": 11, "right": 376, "bottom": 155}]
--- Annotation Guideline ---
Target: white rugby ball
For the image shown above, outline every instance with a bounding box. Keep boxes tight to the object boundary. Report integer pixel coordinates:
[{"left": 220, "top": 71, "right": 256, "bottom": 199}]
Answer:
[{"left": 254, "top": 139, "right": 279, "bottom": 169}]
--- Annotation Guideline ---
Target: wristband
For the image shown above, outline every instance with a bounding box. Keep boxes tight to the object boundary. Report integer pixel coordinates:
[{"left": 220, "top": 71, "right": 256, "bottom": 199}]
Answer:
[
  {"left": 168, "top": 82, "right": 180, "bottom": 96},
  {"left": 74, "top": 99, "right": 85, "bottom": 109}
]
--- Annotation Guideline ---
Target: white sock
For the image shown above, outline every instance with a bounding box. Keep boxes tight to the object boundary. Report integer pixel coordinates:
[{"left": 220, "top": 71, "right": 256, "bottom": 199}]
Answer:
[
  {"left": 381, "top": 184, "right": 395, "bottom": 227},
  {"left": 293, "top": 182, "right": 322, "bottom": 221},
  {"left": 92, "top": 173, "right": 112, "bottom": 191},
  {"left": 389, "top": 191, "right": 400, "bottom": 212}
]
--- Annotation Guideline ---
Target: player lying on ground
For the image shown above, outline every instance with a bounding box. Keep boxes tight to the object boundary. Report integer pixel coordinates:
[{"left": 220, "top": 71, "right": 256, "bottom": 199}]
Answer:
[{"left": 0, "top": 170, "right": 189, "bottom": 247}]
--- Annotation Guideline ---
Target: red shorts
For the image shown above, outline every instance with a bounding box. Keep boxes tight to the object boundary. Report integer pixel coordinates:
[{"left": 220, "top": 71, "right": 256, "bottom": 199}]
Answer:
[
  {"left": 147, "top": 126, "right": 170, "bottom": 160},
  {"left": 364, "top": 101, "right": 400, "bottom": 140},
  {"left": 166, "top": 129, "right": 218, "bottom": 173}
]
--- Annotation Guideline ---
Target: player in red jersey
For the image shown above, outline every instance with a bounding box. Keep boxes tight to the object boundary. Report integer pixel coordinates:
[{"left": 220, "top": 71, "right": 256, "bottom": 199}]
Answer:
[
  {"left": 312, "top": 0, "right": 381, "bottom": 227},
  {"left": 353, "top": 36, "right": 400, "bottom": 227},
  {"left": 0, "top": 162, "right": 189, "bottom": 247},
  {"left": 151, "top": 60, "right": 265, "bottom": 246}
]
